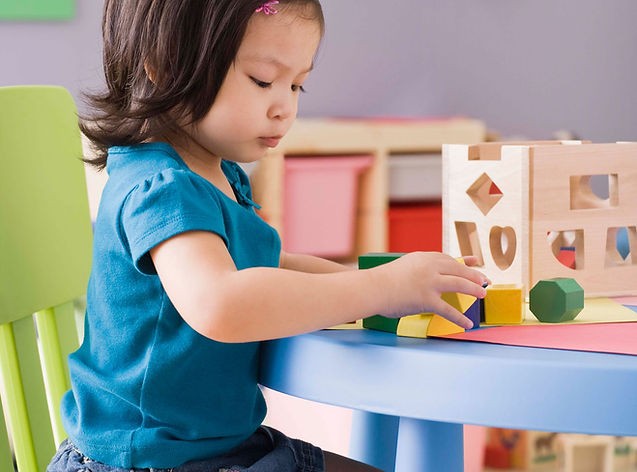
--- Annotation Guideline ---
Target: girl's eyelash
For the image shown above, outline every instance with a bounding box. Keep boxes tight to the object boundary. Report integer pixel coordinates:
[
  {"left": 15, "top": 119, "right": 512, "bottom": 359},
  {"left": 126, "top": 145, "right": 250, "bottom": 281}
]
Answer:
[
  {"left": 250, "top": 77, "right": 306, "bottom": 93},
  {"left": 251, "top": 77, "right": 271, "bottom": 88}
]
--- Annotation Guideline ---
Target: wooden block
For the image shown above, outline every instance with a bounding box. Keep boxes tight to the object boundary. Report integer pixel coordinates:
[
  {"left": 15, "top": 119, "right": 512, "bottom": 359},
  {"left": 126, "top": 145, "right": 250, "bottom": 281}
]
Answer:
[
  {"left": 359, "top": 253, "right": 404, "bottom": 333},
  {"left": 396, "top": 314, "right": 464, "bottom": 338},
  {"left": 358, "top": 252, "right": 405, "bottom": 269},
  {"left": 445, "top": 256, "right": 478, "bottom": 323},
  {"left": 484, "top": 284, "right": 525, "bottom": 325},
  {"left": 427, "top": 314, "right": 465, "bottom": 336},
  {"left": 396, "top": 314, "right": 432, "bottom": 338},
  {"left": 441, "top": 291, "right": 476, "bottom": 314},
  {"left": 529, "top": 278, "right": 584, "bottom": 323},
  {"left": 464, "top": 298, "right": 481, "bottom": 329},
  {"left": 362, "top": 315, "right": 399, "bottom": 333},
  {"left": 327, "top": 319, "right": 363, "bottom": 330},
  {"left": 358, "top": 252, "right": 473, "bottom": 334}
]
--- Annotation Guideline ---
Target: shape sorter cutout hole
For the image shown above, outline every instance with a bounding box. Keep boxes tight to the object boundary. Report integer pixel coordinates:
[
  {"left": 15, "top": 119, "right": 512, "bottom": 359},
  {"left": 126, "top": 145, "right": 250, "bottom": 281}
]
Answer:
[
  {"left": 605, "top": 226, "right": 636, "bottom": 267},
  {"left": 569, "top": 174, "right": 618, "bottom": 210},
  {"left": 547, "top": 230, "right": 584, "bottom": 270},
  {"left": 489, "top": 226, "right": 516, "bottom": 270},
  {"left": 466, "top": 173, "right": 503, "bottom": 216},
  {"left": 455, "top": 221, "right": 484, "bottom": 266}
]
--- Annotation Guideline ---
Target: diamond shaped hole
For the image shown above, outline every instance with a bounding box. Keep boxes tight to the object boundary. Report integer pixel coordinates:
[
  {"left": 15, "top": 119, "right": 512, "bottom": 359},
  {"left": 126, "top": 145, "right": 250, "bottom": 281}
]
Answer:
[{"left": 466, "top": 173, "right": 503, "bottom": 216}]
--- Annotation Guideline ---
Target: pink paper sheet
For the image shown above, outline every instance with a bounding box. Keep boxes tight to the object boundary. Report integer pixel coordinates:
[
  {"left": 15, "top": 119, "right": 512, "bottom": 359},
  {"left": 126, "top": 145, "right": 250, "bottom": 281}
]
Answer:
[{"left": 438, "top": 322, "right": 637, "bottom": 356}]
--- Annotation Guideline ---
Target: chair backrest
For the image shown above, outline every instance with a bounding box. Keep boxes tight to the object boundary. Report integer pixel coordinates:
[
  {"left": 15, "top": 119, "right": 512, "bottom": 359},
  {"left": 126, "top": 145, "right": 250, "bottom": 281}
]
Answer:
[{"left": 0, "top": 86, "right": 93, "bottom": 472}]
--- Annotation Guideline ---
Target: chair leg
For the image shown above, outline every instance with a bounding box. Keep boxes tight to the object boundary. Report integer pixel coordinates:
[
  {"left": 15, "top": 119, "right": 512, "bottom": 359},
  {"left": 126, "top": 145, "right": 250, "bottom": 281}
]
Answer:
[{"left": 0, "top": 323, "right": 38, "bottom": 472}]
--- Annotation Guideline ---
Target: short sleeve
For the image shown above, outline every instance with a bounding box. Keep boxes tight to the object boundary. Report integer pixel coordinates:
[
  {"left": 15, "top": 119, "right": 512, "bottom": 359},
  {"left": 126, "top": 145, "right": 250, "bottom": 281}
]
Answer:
[{"left": 121, "top": 168, "right": 228, "bottom": 275}]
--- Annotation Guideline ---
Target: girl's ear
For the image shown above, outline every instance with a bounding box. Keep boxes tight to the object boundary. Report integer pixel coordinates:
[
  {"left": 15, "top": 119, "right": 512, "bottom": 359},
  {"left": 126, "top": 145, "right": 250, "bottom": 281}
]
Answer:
[{"left": 144, "top": 61, "right": 157, "bottom": 84}]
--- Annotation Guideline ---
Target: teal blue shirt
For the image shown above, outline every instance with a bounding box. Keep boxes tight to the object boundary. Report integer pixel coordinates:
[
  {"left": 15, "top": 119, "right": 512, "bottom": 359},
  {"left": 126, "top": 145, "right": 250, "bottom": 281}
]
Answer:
[{"left": 61, "top": 143, "right": 281, "bottom": 468}]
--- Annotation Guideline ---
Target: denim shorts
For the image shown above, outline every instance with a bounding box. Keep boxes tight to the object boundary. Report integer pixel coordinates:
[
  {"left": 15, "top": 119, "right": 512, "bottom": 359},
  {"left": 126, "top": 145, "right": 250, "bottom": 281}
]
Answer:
[{"left": 47, "top": 426, "right": 324, "bottom": 472}]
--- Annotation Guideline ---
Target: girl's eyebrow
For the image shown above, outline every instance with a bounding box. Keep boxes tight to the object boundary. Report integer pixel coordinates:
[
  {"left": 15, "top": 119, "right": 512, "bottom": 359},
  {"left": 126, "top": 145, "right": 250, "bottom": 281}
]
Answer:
[{"left": 245, "top": 54, "right": 314, "bottom": 73}]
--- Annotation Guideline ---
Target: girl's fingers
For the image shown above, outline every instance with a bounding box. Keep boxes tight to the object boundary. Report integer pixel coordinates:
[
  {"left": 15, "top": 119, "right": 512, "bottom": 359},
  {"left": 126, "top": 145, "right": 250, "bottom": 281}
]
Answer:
[
  {"left": 431, "top": 298, "right": 473, "bottom": 329},
  {"left": 441, "top": 258, "right": 489, "bottom": 286},
  {"left": 438, "top": 275, "right": 487, "bottom": 299},
  {"left": 462, "top": 255, "right": 480, "bottom": 266}
]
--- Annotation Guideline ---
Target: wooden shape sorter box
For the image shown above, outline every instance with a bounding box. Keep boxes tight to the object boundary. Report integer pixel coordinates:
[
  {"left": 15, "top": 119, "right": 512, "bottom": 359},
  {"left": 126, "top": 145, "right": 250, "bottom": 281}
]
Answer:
[{"left": 443, "top": 141, "right": 637, "bottom": 298}]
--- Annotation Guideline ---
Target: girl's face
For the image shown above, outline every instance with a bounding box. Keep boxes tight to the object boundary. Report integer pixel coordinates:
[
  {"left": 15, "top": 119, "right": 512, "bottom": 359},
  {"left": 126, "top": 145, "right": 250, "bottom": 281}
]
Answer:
[{"left": 187, "top": 8, "right": 322, "bottom": 164}]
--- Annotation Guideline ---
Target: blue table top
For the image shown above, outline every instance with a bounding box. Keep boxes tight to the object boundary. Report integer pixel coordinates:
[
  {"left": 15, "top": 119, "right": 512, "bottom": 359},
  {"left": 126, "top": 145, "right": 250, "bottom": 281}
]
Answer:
[{"left": 259, "top": 329, "right": 637, "bottom": 436}]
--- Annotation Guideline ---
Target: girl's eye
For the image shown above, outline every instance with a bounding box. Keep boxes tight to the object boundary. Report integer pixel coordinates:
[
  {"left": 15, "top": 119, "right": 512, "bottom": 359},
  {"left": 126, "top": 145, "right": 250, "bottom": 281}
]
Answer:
[
  {"left": 291, "top": 84, "right": 306, "bottom": 93},
  {"left": 250, "top": 77, "right": 271, "bottom": 88}
]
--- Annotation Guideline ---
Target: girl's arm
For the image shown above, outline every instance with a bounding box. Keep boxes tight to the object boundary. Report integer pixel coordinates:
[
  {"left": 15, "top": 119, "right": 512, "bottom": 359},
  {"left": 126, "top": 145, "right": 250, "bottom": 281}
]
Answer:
[
  {"left": 150, "top": 231, "right": 487, "bottom": 343},
  {"left": 279, "top": 250, "right": 354, "bottom": 274}
]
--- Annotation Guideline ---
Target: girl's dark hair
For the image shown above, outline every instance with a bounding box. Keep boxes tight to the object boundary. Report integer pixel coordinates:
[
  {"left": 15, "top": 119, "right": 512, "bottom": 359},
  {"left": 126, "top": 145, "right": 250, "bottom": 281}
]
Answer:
[{"left": 82, "top": 0, "right": 324, "bottom": 170}]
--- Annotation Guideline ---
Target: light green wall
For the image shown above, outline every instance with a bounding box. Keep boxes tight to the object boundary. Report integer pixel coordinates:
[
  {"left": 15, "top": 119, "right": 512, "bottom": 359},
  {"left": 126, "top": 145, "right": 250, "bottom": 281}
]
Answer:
[{"left": 0, "top": 0, "right": 74, "bottom": 20}]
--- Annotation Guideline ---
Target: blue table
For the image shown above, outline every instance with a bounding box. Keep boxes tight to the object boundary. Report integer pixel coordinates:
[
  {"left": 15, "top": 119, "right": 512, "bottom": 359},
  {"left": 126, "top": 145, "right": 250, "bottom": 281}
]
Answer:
[{"left": 259, "top": 329, "right": 637, "bottom": 472}]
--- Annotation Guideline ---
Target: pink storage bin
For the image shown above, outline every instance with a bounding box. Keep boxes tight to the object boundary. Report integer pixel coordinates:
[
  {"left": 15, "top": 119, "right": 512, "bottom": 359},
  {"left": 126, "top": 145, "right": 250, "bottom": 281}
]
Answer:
[{"left": 283, "top": 156, "right": 373, "bottom": 258}]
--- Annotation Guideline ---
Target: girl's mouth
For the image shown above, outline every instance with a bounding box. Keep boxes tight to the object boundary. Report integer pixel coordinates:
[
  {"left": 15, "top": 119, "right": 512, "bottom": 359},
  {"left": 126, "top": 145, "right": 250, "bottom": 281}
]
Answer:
[{"left": 259, "top": 136, "right": 282, "bottom": 147}]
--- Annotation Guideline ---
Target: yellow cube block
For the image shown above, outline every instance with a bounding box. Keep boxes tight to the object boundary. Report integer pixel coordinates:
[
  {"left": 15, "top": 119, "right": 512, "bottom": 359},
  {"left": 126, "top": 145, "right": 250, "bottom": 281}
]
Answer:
[{"left": 484, "top": 284, "right": 525, "bottom": 324}]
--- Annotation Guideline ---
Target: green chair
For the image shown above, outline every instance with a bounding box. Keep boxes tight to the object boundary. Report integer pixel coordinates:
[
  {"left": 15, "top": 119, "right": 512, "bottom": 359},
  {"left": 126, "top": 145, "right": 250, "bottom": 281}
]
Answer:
[{"left": 0, "top": 86, "right": 93, "bottom": 471}]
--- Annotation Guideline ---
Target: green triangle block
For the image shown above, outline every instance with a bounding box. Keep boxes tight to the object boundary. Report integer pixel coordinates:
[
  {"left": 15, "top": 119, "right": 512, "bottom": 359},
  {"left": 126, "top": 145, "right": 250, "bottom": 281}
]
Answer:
[
  {"left": 358, "top": 253, "right": 405, "bottom": 270},
  {"left": 363, "top": 315, "right": 400, "bottom": 333}
]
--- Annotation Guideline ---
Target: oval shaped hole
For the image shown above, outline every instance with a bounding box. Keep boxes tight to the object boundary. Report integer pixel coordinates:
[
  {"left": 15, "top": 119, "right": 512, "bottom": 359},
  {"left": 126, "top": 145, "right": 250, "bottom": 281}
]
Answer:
[{"left": 489, "top": 226, "right": 516, "bottom": 270}]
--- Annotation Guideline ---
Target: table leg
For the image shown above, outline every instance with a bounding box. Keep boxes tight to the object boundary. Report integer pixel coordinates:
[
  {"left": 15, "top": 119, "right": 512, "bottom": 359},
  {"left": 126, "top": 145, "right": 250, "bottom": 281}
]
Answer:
[
  {"left": 349, "top": 410, "right": 399, "bottom": 472},
  {"left": 394, "top": 417, "right": 463, "bottom": 472}
]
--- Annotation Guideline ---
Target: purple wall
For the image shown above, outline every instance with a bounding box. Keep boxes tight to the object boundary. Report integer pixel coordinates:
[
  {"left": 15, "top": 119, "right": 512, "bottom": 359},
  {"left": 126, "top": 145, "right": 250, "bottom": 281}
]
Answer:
[{"left": 2, "top": 0, "right": 636, "bottom": 141}]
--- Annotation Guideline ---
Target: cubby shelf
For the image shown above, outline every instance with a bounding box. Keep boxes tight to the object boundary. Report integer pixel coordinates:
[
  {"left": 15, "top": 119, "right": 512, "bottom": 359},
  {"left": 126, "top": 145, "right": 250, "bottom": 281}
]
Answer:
[{"left": 250, "top": 117, "right": 486, "bottom": 261}]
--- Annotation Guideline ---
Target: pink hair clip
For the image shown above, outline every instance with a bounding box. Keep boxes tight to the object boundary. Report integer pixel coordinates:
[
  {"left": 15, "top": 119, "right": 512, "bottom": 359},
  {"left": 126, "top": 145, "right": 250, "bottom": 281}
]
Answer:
[{"left": 255, "top": 0, "right": 279, "bottom": 15}]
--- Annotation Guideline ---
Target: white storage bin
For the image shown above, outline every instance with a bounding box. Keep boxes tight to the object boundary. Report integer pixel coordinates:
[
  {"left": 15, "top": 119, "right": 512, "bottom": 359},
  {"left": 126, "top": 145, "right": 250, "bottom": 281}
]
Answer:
[{"left": 388, "top": 153, "right": 442, "bottom": 201}]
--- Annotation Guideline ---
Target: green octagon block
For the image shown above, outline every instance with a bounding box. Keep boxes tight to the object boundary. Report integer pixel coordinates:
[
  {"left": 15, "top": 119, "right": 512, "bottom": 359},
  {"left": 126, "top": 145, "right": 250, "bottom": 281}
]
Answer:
[{"left": 529, "top": 278, "right": 584, "bottom": 323}]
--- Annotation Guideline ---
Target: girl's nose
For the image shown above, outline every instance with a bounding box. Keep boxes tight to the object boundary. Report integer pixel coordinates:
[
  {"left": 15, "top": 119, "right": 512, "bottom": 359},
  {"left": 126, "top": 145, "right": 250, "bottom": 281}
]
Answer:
[{"left": 268, "top": 93, "right": 296, "bottom": 121}]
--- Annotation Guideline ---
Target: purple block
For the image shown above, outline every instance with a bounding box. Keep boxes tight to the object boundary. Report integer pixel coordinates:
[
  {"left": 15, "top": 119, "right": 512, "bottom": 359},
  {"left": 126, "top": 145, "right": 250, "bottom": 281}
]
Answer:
[{"left": 464, "top": 298, "right": 481, "bottom": 329}]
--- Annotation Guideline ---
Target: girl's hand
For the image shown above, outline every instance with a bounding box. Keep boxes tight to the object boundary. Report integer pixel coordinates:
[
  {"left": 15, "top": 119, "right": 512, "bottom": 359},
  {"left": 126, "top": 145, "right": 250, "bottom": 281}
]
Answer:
[{"left": 372, "top": 252, "right": 489, "bottom": 329}]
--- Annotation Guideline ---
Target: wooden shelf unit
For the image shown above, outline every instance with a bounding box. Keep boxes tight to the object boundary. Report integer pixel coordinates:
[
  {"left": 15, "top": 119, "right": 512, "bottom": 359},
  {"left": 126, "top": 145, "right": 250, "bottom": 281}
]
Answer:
[{"left": 250, "top": 117, "right": 486, "bottom": 261}]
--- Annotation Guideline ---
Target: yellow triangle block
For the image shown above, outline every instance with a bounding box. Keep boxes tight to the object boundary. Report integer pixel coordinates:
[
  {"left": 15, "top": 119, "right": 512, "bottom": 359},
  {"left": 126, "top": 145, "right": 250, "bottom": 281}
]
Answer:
[
  {"left": 442, "top": 258, "right": 477, "bottom": 313},
  {"left": 396, "top": 314, "right": 465, "bottom": 338},
  {"left": 428, "top": 314, "right": 466, "bottom": 336},
  {"left": 441, "top": 291, "right": 476, "bottom": 314}
]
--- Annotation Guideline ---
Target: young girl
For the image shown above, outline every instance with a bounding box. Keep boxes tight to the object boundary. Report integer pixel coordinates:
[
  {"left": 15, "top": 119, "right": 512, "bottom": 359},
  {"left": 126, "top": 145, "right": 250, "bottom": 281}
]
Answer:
[{"left": 48, "top": 1, "right": 488, "bottom": 471}]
